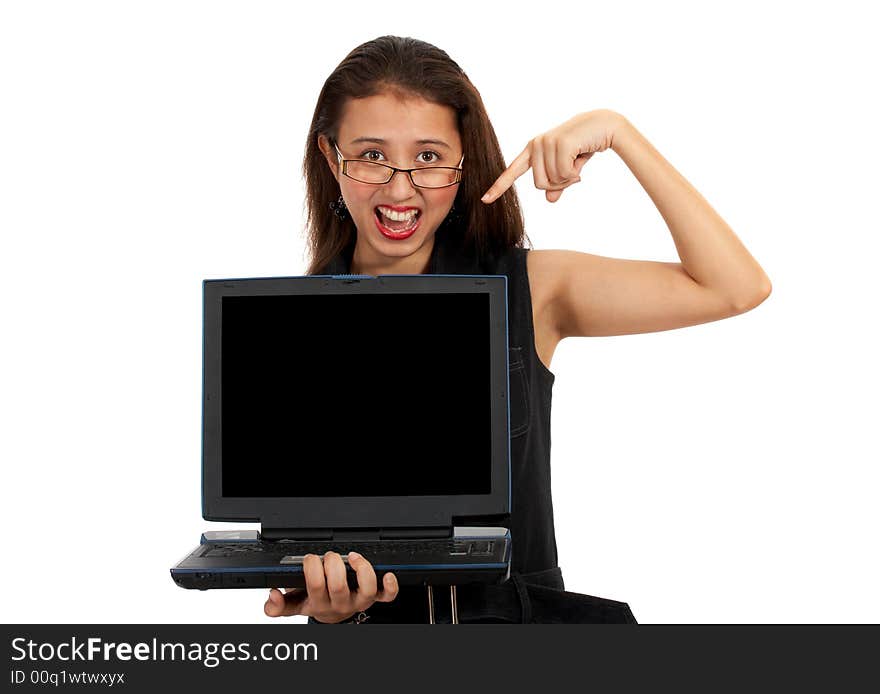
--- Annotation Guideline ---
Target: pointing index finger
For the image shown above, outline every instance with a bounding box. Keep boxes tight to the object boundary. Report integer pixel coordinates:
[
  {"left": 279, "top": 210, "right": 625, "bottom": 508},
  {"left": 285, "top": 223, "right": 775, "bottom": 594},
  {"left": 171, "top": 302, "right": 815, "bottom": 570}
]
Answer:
[{"left": 481, "top": 147, "right": 531, "bottom": 203}]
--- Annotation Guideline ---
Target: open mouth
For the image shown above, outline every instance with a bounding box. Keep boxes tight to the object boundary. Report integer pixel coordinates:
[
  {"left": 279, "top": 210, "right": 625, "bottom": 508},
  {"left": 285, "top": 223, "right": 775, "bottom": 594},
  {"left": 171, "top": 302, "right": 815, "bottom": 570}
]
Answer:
[{"left": 374, "top": 206, "right": 422, "bottom": 239}]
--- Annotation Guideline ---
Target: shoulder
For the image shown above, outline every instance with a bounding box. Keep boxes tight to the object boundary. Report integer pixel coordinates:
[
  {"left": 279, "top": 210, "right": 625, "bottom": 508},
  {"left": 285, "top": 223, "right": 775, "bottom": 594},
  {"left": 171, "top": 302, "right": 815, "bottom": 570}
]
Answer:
[
  {"left": 491, "top": 248, "right": 579, "bottom": 339},
  {"left": 524, "top": 248, "right": 570, "bottom": 284},
  {"left": 523, "top": 249, "right": 571, "bottom": 345},
  {"left": 523, "top": 248, "right": 634, "bottom": 338},
  {"left": 524, "top": 248, "right": 571, "bottom": 308}
]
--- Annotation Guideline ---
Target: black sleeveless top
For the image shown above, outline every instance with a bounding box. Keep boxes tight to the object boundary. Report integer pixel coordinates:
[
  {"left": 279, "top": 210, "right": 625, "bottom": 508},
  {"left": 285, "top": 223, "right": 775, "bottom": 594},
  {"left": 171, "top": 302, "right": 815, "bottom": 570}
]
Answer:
[{"left": 315, "top": 238, "right": 562, "bottom": 620}]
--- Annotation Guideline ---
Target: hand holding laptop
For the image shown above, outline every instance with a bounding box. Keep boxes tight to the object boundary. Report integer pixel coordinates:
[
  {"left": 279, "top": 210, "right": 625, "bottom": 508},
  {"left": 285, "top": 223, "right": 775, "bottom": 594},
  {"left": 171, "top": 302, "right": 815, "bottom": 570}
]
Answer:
[{"left": 263, "top": 551, "right": 398, "bottom": 623}]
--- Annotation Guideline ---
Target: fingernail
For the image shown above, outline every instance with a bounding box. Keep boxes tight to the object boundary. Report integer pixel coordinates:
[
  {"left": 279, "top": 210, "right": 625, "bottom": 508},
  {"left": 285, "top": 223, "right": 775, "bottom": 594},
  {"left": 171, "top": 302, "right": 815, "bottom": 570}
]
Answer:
[
  {"left": 348, "top": 551, "right": 361, "bottom": 561},
  {"left": 481, "top": 193, "right": 490, "bottom": 202}
]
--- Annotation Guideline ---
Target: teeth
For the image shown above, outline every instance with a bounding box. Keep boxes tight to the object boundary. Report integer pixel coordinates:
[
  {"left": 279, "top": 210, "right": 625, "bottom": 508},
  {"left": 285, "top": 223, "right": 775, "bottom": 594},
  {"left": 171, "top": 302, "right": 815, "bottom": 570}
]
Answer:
[{"left": 377, "top": 206, "right": 419, "bottom": 222}]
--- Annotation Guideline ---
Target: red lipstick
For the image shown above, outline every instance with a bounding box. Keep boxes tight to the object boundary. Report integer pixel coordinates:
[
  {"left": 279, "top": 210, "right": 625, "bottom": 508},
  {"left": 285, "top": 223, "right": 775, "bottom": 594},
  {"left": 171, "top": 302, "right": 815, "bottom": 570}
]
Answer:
[{"left": 374, "top": 205, "right": 421, "bottom": 241}]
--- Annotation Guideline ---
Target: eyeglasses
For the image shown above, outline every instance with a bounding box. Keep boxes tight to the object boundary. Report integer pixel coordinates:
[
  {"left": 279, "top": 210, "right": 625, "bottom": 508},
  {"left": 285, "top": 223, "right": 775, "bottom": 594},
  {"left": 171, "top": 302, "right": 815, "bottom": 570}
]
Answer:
[{"left": 333, "top": 142, "right": 464, "bottom": 189}]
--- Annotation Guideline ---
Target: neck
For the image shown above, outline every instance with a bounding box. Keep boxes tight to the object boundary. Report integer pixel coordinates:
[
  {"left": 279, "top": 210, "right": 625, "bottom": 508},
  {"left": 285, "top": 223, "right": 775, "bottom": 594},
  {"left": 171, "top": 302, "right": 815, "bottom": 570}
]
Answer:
[{"left": 350, "top": 237, "right": 435, "bottom": 276}]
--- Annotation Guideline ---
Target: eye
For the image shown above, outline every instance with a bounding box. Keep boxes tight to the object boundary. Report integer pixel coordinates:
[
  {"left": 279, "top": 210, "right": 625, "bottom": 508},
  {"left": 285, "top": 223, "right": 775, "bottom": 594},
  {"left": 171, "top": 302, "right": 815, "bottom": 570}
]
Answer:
[
  {"left": 417, "top": 151, "right": 441, "bottom": 164},
  {"left": 359, "top": 149, "right": 385, "bottom": 161}
]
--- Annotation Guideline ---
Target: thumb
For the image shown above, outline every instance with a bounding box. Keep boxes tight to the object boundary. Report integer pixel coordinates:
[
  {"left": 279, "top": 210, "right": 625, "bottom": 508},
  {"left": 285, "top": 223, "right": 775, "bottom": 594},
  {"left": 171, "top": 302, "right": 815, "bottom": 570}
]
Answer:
[
  {"left": 573, "top": 151, "right": 594, "bottom": 176},
  {"left": 545, "top": 175, "right": 581, "bottom": 203},
  {"left": 264, "top": 588, "right": 285, "bottom": 617},
  {"left": 264, "top": 588, "right": 303, "bottom": 617}
]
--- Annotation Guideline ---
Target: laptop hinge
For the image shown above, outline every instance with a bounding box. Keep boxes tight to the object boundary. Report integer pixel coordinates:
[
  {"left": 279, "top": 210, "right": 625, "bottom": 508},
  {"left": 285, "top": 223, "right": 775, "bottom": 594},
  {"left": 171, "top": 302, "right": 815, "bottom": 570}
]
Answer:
[{"left": 260, "top": 527, "right": 452, "bottom": 542}]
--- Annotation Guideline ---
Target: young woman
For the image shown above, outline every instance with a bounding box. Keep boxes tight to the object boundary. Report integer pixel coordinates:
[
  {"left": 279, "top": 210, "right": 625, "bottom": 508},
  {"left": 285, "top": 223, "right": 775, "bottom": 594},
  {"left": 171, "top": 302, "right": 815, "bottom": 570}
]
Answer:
[{"left": 264, "top": 35, "right": 771, "bottom": 624}]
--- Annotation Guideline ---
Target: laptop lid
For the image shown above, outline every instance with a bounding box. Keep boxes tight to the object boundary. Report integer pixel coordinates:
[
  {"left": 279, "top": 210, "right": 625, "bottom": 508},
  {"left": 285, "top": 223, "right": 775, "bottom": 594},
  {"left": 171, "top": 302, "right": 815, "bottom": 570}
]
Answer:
[{"left": 201, "top": 274, "right": 511, "bottom": 534}]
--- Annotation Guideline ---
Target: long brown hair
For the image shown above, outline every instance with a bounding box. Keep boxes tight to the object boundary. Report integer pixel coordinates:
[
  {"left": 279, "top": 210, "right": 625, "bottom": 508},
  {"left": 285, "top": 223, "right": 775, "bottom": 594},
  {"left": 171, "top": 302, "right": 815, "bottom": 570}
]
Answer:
[{"left": 303, "top": 35, "right": 528, "bottom": 275}]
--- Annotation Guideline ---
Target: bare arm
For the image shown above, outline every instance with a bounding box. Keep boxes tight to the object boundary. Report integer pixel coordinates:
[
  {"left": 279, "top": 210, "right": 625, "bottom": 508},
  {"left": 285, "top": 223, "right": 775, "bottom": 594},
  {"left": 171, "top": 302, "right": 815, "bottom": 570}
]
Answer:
[
  {"left": 484, "top": 109, "right": 771, "bottom": 338},
  {"left": 610, "top": 113, "right": 771, "bottom": 311}
]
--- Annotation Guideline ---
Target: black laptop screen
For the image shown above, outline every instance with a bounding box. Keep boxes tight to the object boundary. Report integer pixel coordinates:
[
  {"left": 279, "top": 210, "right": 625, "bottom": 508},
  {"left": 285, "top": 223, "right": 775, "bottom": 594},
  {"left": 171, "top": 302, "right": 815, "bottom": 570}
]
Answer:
[{"left": 221, "top": 293, "right": 492, "bottom": 497}]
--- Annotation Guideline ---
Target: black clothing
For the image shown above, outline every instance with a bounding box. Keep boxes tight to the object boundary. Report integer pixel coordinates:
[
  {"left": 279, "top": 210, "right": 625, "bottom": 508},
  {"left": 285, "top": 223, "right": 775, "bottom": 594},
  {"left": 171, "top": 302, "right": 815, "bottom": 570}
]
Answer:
[{"left": 313, "top": 238, "right": 637, "bottom": 623}]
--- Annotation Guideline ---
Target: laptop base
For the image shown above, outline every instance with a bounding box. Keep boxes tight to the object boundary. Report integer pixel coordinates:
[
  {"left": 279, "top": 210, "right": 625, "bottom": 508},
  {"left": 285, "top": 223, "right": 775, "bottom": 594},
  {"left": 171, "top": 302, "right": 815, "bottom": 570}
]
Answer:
[
  {"left": 171, "top": 528, "right": 511, "bottom": 590},
  {"left": 171, "top": 566, "right": 507, "bottom": 591}
]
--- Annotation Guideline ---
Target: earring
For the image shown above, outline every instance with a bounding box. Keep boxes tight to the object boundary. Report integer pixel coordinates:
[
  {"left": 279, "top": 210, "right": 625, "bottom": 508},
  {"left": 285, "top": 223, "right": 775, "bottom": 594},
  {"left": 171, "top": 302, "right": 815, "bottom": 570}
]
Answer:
[
  {"left": 329, "top": 195, "right": 348, "bottom": 220},
  {"left": 442, "top": 203, "right": 460, "bottom": 227}
]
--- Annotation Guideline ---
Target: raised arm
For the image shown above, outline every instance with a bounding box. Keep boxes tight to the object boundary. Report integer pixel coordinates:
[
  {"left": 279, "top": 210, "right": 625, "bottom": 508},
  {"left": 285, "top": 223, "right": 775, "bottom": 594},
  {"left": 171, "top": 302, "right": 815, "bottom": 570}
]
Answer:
[{"left": 483, "top": 110, "right": 771, "bottom": 337}]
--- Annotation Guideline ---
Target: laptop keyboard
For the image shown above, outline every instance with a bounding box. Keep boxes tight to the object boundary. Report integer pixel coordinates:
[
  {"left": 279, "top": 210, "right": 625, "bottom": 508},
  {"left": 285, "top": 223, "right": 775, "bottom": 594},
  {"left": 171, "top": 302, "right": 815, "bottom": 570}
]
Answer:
[{"left": 202, "top": 539, "right": 496, "bottom": 559}]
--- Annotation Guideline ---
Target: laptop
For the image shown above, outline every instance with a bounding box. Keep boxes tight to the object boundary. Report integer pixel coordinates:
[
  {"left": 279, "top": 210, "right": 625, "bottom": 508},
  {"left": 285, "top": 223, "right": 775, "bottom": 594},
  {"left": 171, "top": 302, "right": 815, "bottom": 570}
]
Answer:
[{"left": 170, "top": 272, "right": 513, "bottom": 590}]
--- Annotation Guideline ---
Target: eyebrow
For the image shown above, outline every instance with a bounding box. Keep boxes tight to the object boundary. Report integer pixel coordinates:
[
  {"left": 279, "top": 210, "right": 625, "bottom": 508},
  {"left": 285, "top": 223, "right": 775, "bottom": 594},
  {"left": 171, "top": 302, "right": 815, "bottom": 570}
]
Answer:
[{"left": 349, "top": 137, "right": 452, "bottom": 149}]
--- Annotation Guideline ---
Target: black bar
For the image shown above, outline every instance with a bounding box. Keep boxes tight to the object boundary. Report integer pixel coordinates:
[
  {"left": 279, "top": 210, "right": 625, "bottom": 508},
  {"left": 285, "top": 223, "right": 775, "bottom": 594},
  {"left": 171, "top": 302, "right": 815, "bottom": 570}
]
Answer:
[{"left": 3, "top": 625, "right": 878, "bottom": 692}]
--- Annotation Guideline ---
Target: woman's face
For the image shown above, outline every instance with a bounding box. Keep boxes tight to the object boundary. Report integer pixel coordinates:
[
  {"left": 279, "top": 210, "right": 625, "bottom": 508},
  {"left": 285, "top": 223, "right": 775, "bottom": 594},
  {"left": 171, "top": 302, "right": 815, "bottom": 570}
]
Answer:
[{"left": 319, "top": 92, "right": 462, "bottom": 272}]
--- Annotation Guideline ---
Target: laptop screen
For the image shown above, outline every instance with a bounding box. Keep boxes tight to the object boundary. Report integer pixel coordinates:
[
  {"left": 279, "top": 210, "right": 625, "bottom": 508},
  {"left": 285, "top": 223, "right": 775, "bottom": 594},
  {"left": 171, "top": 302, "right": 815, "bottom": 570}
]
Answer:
[{"left": 220, "top": 292, "right": 492, "bottom": 498}]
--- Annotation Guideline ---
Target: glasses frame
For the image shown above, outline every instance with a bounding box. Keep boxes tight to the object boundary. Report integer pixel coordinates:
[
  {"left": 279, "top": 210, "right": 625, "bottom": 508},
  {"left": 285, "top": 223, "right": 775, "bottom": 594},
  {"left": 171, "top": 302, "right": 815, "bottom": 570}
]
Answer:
[{"left": 333, "top": 142, "right": 464, "bottom": 189}]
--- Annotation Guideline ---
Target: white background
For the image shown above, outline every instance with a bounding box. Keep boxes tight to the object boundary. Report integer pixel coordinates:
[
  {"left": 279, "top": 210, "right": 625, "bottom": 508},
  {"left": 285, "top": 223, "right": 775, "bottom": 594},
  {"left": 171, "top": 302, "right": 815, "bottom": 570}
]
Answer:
[{"left": 1, "top": 0, "right": 877, "bottom": 624}]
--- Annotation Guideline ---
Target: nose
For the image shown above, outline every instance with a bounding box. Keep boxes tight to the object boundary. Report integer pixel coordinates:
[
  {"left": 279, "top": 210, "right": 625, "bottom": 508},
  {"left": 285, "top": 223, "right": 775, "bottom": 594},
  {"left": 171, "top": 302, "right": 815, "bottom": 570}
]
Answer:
[{"left": 386, "top": 169, "right": 418, "bottom": 199}]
